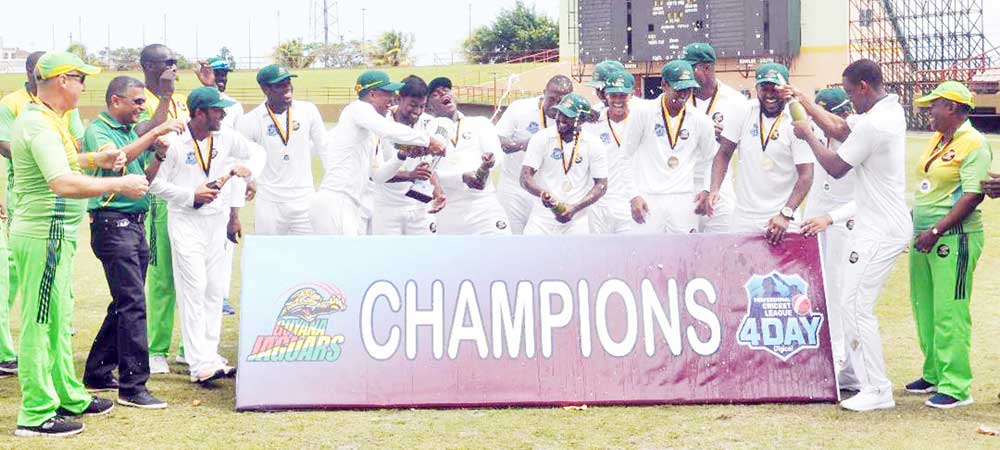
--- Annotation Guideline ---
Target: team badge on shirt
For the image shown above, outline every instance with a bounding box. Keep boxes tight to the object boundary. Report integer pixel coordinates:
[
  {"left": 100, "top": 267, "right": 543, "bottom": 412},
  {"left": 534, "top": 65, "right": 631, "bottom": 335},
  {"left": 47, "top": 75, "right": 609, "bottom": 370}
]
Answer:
[
  {"left": 849, "top": 251, "right": 859, "bottom": 264},
  {"left": 937, "top": 244, "right": 950, "bottom": 257},
  {"left": 527, "top": 122, "right": 540, "bottom": 134},
  {"left": 941, "top": 150, "right": 956, "bottom": 162},
  {"left": 919, "top": 179, "right": 932, "bottom": 193},
  {"left": 736, "top": 271, "right": 824, "bottom": 361},
  {"left": 846, "top": 219, "right": 855, "bottom": 230},
  {"left": 496, "top": 220, "right": 508, "bottom": 230},
  {"left": 600, "top": 133, "right": 612, "bottom": 144},
  {"left": 551, "top": 149, "right": 563, "bottom": 160},
  {"left": 462, "top": 131, "right": 472, "bottom": 140},
  {"left": 185, "top": 152, "right": 197, "bottom": 165},
  {"left": 574, "top": 154, "right": 583, "bottom": 164},
  {"left": 679, "top": 129, "right": 690, "bottom": 140},
  {"left": 654, "top": 123, "right": 666, "bottom": 137},
  {"left": 750, "top": 123, "right": 760, "bottom": 137},
  {"left": 712, "top": 112, "right": 724, "bottom": 124}
]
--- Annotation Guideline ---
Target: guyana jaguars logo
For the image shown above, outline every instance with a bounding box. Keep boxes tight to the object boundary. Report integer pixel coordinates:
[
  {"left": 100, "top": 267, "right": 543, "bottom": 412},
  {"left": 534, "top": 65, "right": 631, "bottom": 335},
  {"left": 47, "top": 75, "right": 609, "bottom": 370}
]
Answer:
[
  {"left": 247, "top": 283, "right": 347, "bottom": 363},
  {"left": 736, "top": 271, "right": 824, "bottom": 361}
]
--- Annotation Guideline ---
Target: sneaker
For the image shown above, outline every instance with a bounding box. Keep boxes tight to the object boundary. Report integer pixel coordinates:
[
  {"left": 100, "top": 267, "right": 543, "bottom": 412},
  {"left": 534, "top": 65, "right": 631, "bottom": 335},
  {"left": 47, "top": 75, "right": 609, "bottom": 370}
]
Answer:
[
  {"left": 191, "top": 368, "right": 226, "bottom": 384},
  {"left": 118, "top": 391, "right": 168, "bottom": 409},
  {"left": 56, "top": 397, "right": 114, "bottom": 417},
  {"left": 84, "top": 378, "right": 119, "bottom": 393},
  {"left": 840, "top": 390, "right": 895, "bottom": 412},
  {"left": 149, "top": 355, "right": 169, "bottom": 374},
  {"left": 925, "top": 393, "right": 974, "bottom": 409},
  {"left": 0, "top": 359, "right": 17, "bottom": 375},
  {"left": 222, "top": 298, "right": 236, "bottom": 316},
  {"left": 175, "top": 354, "right": 187, "bottom": 365},
  {"left": 904, "top": 378, "right": 937, "bottom": 394},
  {"left": 14, "top": 416, "right": 84, "bottom": 437},
  {"left": 221, "top": 365, "right": 237, "bottom": 378}
]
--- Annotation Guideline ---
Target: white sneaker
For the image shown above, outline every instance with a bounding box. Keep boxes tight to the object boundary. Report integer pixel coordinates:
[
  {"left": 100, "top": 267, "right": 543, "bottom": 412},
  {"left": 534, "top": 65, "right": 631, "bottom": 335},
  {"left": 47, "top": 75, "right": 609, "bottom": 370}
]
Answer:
[
  {"left": 175, "top": 355, "right": 187, "bottom": 365},
  {"left": 149, "top": 355, "right": 169, "bottom": 374},
  {"left": 840, "top": 390, "right": 895, "bottom": 412}
]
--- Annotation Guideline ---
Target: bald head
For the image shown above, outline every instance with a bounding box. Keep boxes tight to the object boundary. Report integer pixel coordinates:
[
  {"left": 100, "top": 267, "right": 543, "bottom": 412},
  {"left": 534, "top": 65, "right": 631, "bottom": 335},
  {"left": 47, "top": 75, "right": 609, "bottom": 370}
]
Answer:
[{"left": 140, "top": 44, "right": 171, "bottom": 66}]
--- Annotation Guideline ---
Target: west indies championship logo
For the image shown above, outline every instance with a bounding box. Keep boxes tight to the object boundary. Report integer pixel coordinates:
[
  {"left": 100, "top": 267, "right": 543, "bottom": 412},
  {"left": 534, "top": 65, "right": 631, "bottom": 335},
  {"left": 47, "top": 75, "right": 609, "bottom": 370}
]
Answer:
[
  {"left": 736, "top": 271, "right": 824, "bottom": 361},
  {"left": 247, "top": 283, "right": 347, "bottom": 363}
]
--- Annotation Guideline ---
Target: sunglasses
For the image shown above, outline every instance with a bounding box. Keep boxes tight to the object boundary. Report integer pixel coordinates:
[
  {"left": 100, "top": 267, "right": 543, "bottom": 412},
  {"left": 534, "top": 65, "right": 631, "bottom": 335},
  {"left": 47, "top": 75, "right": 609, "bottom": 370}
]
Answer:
[
  {"left": 150, "top": 59, "right": 178, "bottom": 66},
  {"left": 64, "top": 73, "right": 86, "bottom": 83}
]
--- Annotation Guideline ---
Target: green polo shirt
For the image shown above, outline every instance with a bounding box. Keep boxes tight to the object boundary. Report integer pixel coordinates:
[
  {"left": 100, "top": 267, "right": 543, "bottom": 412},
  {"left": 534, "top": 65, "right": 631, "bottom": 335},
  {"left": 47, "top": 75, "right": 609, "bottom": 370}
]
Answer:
[
  {"left": 82, "top": 111, "right": 152, "bottom": 213},
  {"left": 9, "top": 103, "right": 87, "bottom": 241}
]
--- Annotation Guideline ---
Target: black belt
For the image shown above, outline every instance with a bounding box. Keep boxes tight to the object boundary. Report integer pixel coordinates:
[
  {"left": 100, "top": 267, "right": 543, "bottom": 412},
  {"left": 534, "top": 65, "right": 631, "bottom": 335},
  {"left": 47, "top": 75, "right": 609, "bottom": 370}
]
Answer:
[{"left": 90, "top": 209, "right": 146, "bottom": 225}]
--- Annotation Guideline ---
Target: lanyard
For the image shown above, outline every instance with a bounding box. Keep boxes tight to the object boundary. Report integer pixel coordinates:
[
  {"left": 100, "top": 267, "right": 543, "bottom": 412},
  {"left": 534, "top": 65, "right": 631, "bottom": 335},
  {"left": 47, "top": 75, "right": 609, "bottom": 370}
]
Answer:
[
  {"left": 660, "top": 96, "right": 686, "bottom": 150},
  {"left": 192, "top": 135, "right": 213, "bottom": 177},
  {"left": 607, "top": 113, "right": 626, "bottom": 147},
  {"left": 451, "top": 117, "right": 462, "bottom": 146},
  {"left": 923, "top": 134, "right": 955, "bottom": 173},
  {"left": 38, "top": 103, "right": 79, "bottom": 153},
  {"left": 559, "top": 132, "right": 581, "bottom": 174},
  {"left": 758, "top": 110, "right": 783, "bottom": 152},
  {"left": 266, "top": 104, "right": 292, "bottom": 146},
  {"left": 538, "top": 99, "right": 547, "bottom": 128}
]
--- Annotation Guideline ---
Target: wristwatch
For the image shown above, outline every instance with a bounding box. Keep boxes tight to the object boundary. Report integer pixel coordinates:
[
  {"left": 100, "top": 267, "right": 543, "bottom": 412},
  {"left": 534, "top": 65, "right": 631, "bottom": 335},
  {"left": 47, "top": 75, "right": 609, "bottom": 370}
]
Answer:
[{"left": 780, "top": 207, "right": 795, "bottom": 220}]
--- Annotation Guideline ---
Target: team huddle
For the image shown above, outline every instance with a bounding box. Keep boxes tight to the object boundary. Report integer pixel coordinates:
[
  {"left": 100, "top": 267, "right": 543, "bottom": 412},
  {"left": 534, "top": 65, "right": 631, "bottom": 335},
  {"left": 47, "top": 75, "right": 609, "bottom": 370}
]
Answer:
[{"left": 0, "top": 38, "right": 993, "bottom": 437}]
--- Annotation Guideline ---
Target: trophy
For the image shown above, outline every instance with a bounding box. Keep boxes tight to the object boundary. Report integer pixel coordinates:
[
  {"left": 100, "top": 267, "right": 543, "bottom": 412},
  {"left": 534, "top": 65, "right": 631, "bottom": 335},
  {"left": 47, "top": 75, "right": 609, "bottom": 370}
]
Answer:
[{"left": 404, "top": 117, "right": 453, "bottom": 203}]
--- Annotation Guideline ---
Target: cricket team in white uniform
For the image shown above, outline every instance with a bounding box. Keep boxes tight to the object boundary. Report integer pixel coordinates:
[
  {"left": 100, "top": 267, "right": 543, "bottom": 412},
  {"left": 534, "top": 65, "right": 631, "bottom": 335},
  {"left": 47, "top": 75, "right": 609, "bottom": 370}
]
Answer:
[{"left": 144, "top": 42, "right": 913, "bottom": 413}]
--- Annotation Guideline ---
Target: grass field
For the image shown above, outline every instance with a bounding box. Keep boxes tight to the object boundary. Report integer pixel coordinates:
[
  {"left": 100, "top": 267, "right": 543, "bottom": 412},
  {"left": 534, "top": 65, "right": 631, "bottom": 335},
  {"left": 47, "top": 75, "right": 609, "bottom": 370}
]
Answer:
[
  {"left": 0, "top": 133, "right": 997, "bottom": 449},
  {"left": 0, "top": 63, "right": 549, "bottom": 108}
]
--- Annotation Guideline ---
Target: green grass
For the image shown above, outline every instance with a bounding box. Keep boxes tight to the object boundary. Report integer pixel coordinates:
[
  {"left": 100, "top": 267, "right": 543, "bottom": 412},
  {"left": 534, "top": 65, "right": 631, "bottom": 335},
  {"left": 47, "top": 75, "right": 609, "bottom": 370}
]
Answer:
[
  {"left": 0, "top": 63, "right": 549, "bottom": 108},
  {"left": 0, "top": 134, "right": 998, "bottom": 449}
]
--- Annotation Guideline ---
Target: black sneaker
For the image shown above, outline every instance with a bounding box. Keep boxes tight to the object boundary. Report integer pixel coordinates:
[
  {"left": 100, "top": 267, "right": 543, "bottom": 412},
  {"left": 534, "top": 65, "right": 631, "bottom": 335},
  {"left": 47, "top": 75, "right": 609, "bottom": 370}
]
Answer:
[
  {"left": 57, "top": 397, "right": 115, "bottom": 417},
  {"left": 84, "top": 378, "right": 119, "bottom": 393},
  {"left": 118, "top": 391, "right": 168, "bottom": 409},
  {"left": 925, "top": 392, "right": 974, "bottom": 409},
  {"left": 0, "top": 359, "right": 17, "bottom": 375},
  {"left": 904, "top": 378, "right": 937, "bottom": 394},
  {"left": 14, "top": 416, "right": 85, "bottom": 437}
]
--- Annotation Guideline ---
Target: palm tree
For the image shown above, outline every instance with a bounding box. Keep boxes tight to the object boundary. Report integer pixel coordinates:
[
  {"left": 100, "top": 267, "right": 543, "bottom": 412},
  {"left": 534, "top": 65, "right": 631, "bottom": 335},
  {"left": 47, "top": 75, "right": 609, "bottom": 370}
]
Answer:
[{"left": 369, "top": 31, "right": 414, "bottom": 67}]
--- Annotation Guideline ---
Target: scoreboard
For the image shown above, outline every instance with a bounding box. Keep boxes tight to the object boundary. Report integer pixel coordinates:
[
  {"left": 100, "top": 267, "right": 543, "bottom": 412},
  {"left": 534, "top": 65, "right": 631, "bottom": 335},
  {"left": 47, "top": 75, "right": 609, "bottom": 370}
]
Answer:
[{"left": 578, "top": 0, "right": 801, "bottom": 64}]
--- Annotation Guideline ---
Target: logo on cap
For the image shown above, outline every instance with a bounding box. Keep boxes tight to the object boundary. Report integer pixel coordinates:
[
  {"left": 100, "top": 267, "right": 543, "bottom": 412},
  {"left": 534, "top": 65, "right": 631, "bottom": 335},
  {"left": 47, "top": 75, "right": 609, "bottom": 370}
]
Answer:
[{"left": 680, "top": 70, "right": 693, "bottom": 80}]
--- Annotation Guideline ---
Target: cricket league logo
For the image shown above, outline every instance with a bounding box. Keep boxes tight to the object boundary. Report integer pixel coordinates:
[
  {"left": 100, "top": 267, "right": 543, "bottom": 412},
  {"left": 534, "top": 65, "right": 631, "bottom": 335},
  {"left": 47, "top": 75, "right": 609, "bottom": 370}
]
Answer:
[
  {"left": 247, "top": 283, "right": 347, "bottom": 363},
  {"left": 736, "top": 271, "right": 824, "bottom": 361}
]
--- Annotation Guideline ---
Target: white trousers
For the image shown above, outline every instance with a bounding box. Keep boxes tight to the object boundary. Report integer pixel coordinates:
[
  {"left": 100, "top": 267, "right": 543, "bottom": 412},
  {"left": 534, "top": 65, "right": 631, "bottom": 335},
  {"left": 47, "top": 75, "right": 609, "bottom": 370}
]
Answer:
[
  {"left": 497, "top": 181, "right": 534, "bottom": 235},
  {"left": 819, "top": 223, "right": 858, "bottom": 386},
  {"left": 372, "top": 204, "right": 435, "bottom": 235},
  {"left": 523, "top": 208, "right": 590, "bottom": 235},
  {"left": 168, "top": 212, "right": 229, "bottom": 376},
  {"left": 699, "top": 190, "right": 734, "bottom": 233},
  {"left": 309, "top": 190, "right": 362, "bottom": 236},
  {"left": 436, "top": 196, "right": 512, "bottom": 235},
  {"left": 589, "top": 197, "right": 634, "bottom": 234},
  {"left": 254, "top": 196, "right": 314, "bottom": 235},
  {"left": 632, "top": 192, "right": 700, "bottom": 235},
  {"left": 840, "top": 234, "right": 907, "bottom": 394},
  {"left": 222, "top": 235, "right": 235, "bottom": 302}
]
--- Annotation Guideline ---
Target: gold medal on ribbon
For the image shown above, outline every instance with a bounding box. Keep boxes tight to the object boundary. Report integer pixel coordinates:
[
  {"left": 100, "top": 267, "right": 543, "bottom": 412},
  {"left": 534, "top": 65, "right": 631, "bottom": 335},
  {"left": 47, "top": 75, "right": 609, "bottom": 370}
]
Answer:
[
  {"left": 562, "top": 180, "right": 573, "bottom": 193},
  {"left": 667, "top": 156, "right": 680, "bottom": 169},
  {"left": 760, "top": 157, "right": 775, "bottom": 171},
  {"left": 266, "top": 104, "right": 292, "bottom": 146}
]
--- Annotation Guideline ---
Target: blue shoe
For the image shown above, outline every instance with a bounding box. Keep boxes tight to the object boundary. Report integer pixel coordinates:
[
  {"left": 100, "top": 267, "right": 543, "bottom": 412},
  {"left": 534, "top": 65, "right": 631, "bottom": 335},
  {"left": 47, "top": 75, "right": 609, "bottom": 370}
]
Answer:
[
  {"left": 925, "top": 393, "right": 973, "bottom": 409},
  {"left": 904, "top": 378, "right": 937, "bottom": 394},
  {"left": 222, "top": 298, "right": 236, "bottom": 316}
]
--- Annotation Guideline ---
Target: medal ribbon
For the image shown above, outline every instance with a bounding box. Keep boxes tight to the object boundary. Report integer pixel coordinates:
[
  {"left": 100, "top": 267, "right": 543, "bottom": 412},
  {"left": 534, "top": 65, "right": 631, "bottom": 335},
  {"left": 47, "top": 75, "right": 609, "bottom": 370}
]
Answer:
[
  {"left": 923, "top": 134, "right": 954, "bottom": 173},
  {"left": 758, "top": 110, "right": 783, "bottom": 152},
  {"left": 559, "top": 132, "right": 581, "bottom": 175},
  {"left": 451, "top": 118, "right": 462, "bottom": 146},
  {"left": 660, "top": 96, "right": 686, "bottom": 150},
  {"left": 192, "top": 135, "right": 213, "bottom": 177},
  {"left": 607, "top": 113, "right": 626, "bottom": 147},
  {"left": 538, "top": 99, "right": 547, "bottom": 128},
  {"left": 266, "top": 104, "right": 292, "bottom": 146}
]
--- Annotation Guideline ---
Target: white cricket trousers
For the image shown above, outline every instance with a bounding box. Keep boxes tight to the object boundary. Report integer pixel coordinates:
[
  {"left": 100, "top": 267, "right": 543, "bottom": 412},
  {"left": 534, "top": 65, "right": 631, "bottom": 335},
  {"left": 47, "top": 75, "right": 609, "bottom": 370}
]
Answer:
[
  {"left": 632, "top": 192, "right": 700, "bottom": 235},
  {"left": 309, "top": 190, "right": 362, "bottom": 235},
  {"left": 372, "top": 204, "right": 436, "bottom": 235},
  {"left": 497, "top": 180, "right": 534, "bottom": 235},
  {"left": 523, "top": 208, "right": 590, "bottom": 235},
  {"left": 168, "top": 211, "right": 229, "bottom": 377},
  {"left": 819, "top": 222, "right": 858, "bottom": 387},
  {"left": 254, "top": 196, "right": 314, "bottom": 235},
  {"left": 840, "top": 234, "right": 907, "bottom": 394},
  {"left": 588, "top": 196, "right": 634, "bottom": 234},
  {"left": 435, "top": 196, "right": 511, "bottom": 235}
]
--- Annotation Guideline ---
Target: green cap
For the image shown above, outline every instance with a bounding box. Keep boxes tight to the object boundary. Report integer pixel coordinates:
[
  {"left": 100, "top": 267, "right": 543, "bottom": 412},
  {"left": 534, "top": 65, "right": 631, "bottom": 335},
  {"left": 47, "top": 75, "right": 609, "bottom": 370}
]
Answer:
[
  {"left": 256, "top": 64, "right": 297, "bottom": 86},
  {"left": 682, "top": 43, "right": 716, "bottom": 64},
  {"left": 354, "top": 70, "right": 404, "bottom": 94},
  {"left": 586, "top": 60, "right": 626, "bottom": 88},
  {"left": 660, "top": 60, "right": 699, "bottom": 91},
  {"left": 815, "top": 88, "right": 852, "bottom": 114},
  {"left": 209, "top": 57, "right": 232, "bottom": 72},
  {"left": 552, "top": 93, "right": 592, "bottom": 119},
  {"left": 187, "top": 86, "right": 237, "bottom": 111},
  {"left": 755, "top": 63, "right": 790, "bottom": 86},
  {"left": 603, "top": 70, "right": 635, "bottom": 95},
  {"left": 914, "top": 80, "right": 975, "bottom": 108},
  {"left": 35, "top": 51, "right": 101, "bottom": 80}
]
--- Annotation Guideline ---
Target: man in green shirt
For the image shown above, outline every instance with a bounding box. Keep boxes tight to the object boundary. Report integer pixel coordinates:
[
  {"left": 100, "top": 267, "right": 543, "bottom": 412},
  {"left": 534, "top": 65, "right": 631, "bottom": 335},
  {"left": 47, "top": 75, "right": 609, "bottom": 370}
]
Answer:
[
  {"left": 81, "top": 76, "right": 183, "bottom": 410},
  {"left": 10, "top": 52, "right": 149, "bottom": 437},
  {"left": 905, "top": 81, "right": 992, "bottom": 409}
]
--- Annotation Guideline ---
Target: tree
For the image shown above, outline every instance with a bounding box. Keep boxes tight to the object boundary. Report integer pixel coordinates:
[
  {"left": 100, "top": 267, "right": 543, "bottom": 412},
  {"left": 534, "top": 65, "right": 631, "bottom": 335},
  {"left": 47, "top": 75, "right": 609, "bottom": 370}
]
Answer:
[
  {"left": 98, "top": 47, "right": 142, "bottom": 71},
  {"left": 463, "top": 1, "right": 558, "bottom": 63},
  {"left": 66, "top": 43, "right": 102, "bottom": 66},
  {"left": 273, "top": 39, "right": 316, "bottom": 69},
  {"left": 368, "top": 31, "right": 414, "bottom": 67},
  {"left": 218, "top": 47, "right": 237, "bottom": 70},
  {"left": 309, "top": 41, "right": 365, "bottom": 68}
]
